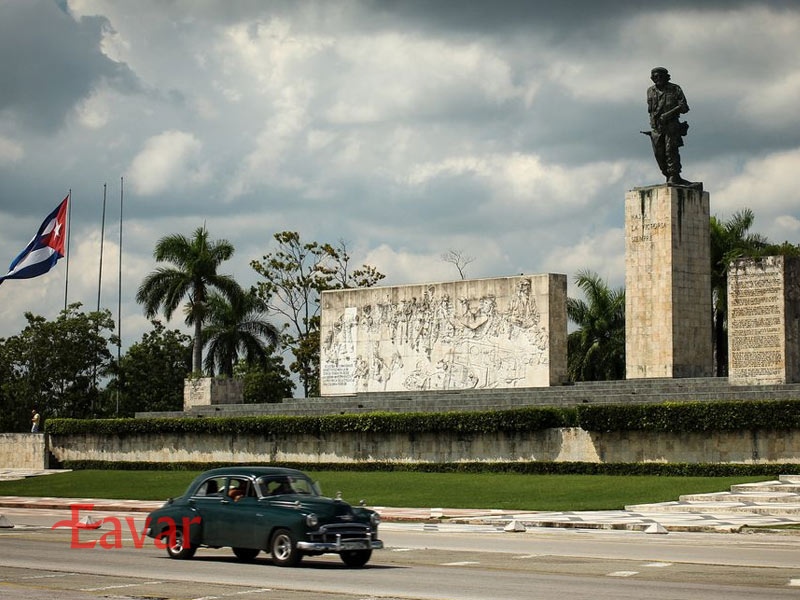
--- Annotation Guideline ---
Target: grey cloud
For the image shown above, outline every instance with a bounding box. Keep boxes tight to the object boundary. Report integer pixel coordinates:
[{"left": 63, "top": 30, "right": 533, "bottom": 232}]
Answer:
[{"left": 0, "top": 1, "right": 139, "bottom": 133}]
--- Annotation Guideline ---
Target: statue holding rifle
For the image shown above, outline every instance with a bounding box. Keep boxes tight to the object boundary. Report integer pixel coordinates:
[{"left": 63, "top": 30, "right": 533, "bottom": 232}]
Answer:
[{"left": 642, "top": 67, "right": 692, "bottom": 185}]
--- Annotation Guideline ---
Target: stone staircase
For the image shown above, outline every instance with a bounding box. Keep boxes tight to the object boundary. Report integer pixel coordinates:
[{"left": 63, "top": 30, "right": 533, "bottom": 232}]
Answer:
[
  {"left": 625, "top": 475, "right": 800, "bottom": 517},
  {"left": 136, "top": 377, "right": 800, "bottom": 418}
]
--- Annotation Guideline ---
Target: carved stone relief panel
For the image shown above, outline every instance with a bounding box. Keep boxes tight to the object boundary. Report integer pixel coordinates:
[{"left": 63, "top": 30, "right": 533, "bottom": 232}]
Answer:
[{"left": 320, "top": 274, "right": 567, "bottom": 395}]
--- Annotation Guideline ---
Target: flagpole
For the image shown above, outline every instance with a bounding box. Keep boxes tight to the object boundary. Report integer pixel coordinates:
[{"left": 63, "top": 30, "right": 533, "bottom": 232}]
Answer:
[
  {"left": 64, "top": 189, "right": 72, "bottom": 311},
  {"left": 93, "top": 183, "right": 107, "bottom": 403},
  {"left": 116, "top": 177, "right": 123, "bottom": 415}
]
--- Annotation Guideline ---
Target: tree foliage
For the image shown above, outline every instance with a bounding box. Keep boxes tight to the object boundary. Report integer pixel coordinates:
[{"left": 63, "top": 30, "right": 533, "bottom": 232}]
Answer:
[
  {"left": 200, "top": 290, "right": 279, "bottom": 377},
  {"left": 136, "top": 226, "right": 240, "bottom": 373},
  {"left": 251, "top": 232, "right": 385, "bottom": 397},
  {"left": 567, "top": 270, "right": 625, "bottom": 382},
  {"left": 0, "top": 304, "right": 116, "bottom": 430},
  {"left": 234, "top": 353, "right": 295, "bottom": 404},
  {"left": 111, "top": 321, "right": 192, "bottom": 416}
]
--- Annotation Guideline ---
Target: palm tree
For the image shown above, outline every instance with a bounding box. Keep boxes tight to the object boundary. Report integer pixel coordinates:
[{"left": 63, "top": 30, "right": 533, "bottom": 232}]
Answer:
[
  {"left": 200, "top": 290, "right": 280, "bottom": 377},
  {"left": 567, "top": 270, "right": 625, "bottom": 382},
  {"left": 136, "top": 226, "right": 240, "bottom": 373},
  {"left": 709, "top": 209, "right": 769, "bottom": 377}
]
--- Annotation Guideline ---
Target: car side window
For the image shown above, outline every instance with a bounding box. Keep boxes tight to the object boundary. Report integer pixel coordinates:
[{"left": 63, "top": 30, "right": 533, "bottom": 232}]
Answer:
[
  {"left": 195, "top": 476, "right": 227, "bottom": 497},
  {"left": 227, "top": 477, "right": 253, "bottom": 502}
]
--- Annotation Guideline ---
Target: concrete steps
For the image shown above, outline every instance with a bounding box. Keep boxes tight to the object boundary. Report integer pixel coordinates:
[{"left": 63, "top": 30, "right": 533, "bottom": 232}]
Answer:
[
  {"left": 625, "top": 475, "right": 800, "bottom": 517},
  {"left": 137, "top": 377, "right": 800, "bottom": 419}
]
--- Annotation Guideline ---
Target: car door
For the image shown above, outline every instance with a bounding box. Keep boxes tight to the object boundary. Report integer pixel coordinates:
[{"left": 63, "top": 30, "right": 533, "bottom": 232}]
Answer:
[
  {"left": 224, "top": 478, "right": 260, "bottom": 549},
  {"left": 189, "top": 475, "right": 230, "bottom": 546}
]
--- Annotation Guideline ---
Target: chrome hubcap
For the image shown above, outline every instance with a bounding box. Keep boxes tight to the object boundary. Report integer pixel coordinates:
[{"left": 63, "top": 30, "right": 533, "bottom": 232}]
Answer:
[
  {"left": 274, "top": 534, "right": 291, "bottom": 560},
  {"left": 171, "top": 531, "right": 183, "bottom": 552}
]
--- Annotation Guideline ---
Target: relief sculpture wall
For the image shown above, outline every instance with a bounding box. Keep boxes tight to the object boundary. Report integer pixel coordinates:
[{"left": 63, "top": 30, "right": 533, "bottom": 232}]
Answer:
[{"left": 320, "top": 274, "right": 567, "bottom": 395}]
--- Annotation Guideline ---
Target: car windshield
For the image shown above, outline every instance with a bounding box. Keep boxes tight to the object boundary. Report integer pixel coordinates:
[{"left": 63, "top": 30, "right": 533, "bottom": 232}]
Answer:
[{"left": 256, "top": 474, "right": 320, "bottom": 497}]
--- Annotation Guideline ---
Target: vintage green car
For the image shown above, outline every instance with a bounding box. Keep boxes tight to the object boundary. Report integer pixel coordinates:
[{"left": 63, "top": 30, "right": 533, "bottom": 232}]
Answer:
[{"left": 145, "top": 466, "right": 383, "bottom": 567}]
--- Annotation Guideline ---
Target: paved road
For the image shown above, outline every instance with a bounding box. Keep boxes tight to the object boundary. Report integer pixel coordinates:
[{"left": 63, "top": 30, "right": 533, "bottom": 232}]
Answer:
[{"left": 1, "top": 508, "right": 799, "bottom": 599}]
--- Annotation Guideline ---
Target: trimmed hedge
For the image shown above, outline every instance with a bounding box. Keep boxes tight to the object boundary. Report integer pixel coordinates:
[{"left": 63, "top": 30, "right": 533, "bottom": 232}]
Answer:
[
  {"left": 45, "top": 406, "right": 577, "bottom": 436},
  {"left": 576, "top": 399, "right": 800, "bottom": 432},
  {"left": 59, "top": 459, "right": 800, "bottom": 477},
  {"left": 45, "top": 398, "right": 800, "bottom": 436}
]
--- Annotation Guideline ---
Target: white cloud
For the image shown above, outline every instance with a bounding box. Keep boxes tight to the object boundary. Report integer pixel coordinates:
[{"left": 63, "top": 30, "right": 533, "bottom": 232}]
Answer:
[
  {"left": 128, "top": 130, "right": 208, "bottom": 196},
  {"left": 714, "top": 148, "right": 800, "bottom": 216},
  {"left": 0, "top": 136, "right": 24, "bottom": 164}
]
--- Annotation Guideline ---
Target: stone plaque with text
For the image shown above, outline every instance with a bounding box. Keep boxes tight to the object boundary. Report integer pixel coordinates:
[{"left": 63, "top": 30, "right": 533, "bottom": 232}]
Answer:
[{"left": 728, "top": 256, "right": 800, "bottom": 385}]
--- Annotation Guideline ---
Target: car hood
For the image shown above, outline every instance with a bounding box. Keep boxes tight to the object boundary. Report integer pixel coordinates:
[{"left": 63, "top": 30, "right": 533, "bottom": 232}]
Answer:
[{"left": 265, "top": 496, "right": 363, "bottom": 518}]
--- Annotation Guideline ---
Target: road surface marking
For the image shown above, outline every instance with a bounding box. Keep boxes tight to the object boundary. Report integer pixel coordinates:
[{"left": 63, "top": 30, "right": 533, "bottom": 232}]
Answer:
[
  {"left": 642, "top": 562, "right": 672, "bottom": 568},
  {"left": 81, "top": 581, "right": 162, "bottom": 591},
  {"left": 391, "top": 548, "right": 412, "bottom": 552},
  {"left": 513, "top": 554, "right": 540, "bottom": 559},
  {"left": 607, "top": 571, "right": 638, "bottom": 577},
  {"left": 789, "top": 579, "right": 800, "bottom": 587},
  {"left": 441, "top": 561, "right": 480, "bottom": 566}
]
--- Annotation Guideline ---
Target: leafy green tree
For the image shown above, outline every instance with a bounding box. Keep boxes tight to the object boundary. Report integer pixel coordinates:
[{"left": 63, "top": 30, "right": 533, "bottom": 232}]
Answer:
[
  {"left": 234, "top": 353, "right": 295, "bottom": 403},
  {"left": 200, "top": 290, "right": 280, "bottom": 377},
  {"left": 567, "top": 270, "right": 625, "bottom": 382},
  {"left": 251, "top": 233, "right": 384, "bottom": 397},
  {"left": 136, "top": 226, "right": 240, "bottom": 373},
  {"left": 0, "top": 304, "right": 116, "bottom": 429},
  {"left": 111, "top": 321, "right": 192, "bottom": 416},
  {"left": 710, "top": 209, "right": 800, "bottom": 376}
]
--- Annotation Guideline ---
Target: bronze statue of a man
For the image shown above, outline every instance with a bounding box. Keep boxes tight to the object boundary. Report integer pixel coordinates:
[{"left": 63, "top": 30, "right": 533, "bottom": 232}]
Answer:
[{"left": 644, "top": 67, "right": 691, "bottom": 185}]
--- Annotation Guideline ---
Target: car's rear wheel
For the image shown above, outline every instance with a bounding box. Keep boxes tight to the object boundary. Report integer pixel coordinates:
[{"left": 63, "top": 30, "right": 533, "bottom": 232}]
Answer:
[
  {"left": 270, "top": 528, "right": 301, "bottom": 567},
  {"left": 165, "top": 527, "right": 196, "bottom": 560},
  {"left": 340, "top": 549, "right": 371, "bottom": 568},
  {"left": 232, "top": 547, "right": 260, "bottom": 561}
]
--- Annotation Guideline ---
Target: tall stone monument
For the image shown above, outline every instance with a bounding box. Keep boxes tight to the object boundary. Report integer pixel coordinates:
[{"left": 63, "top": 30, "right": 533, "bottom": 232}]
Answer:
[
  {"left": 320, "top": 274, "right": 568, "bottom": 395},
  {"left": 728, "top": 256, "right": 800, "bottom": 385},
  {"left": 625, "top": 185, "right": 713, "bottom": 378}
]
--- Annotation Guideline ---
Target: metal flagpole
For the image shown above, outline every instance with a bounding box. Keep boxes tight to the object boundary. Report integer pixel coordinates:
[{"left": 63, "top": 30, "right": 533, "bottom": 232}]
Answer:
[
  {"left": 64, "top": 189, "right": 72, "bottom": 311},
  {"left": 116, "top": 177, "right": 123, "bottom": 415},
  {"left": 93, "top": 183, "right": 107, "bottom": 403}
]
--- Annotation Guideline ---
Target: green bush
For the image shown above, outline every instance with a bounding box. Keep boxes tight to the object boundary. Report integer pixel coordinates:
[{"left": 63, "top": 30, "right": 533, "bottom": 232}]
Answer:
[
  {"left": 58, "top": 459, "right": 800, "bottom": 477},
  {"left": 577, "top": 399, "right": 800, "bottom": 432}
]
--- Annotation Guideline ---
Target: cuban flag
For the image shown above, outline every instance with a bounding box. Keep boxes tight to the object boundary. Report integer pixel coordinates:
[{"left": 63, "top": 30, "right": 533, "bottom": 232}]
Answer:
[{"left": 0, "top": 196, "right": 69, "bottom": 285}]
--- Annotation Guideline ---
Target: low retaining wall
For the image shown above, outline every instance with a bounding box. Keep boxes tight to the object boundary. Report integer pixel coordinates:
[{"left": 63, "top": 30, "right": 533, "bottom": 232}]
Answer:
[
  {"left": 0, "top": 433, "right": 47, "bottom": 469},
  {"left": 48, "top": 428, "right": 800, "bottom": 465}
]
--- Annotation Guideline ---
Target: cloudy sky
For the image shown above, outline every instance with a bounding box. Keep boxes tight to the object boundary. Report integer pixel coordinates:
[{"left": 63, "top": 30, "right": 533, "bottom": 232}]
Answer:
[{"left": 2, "top": 0, "right": 800, "bottom": 352}]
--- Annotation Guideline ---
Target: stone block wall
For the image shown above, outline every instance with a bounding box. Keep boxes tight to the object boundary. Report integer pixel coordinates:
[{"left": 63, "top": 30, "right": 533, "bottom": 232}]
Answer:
[
  {"left": 625, "top": 185, "right": 713, "bottom": 378},
  {"left": 728, "top": 256, "right": 800, "bottom": 385},
  {"left": 184, "top": 378, "right": 244, "bottom": 410},
  {"left": 0, "top": 433, "right": 47, "bottom": 469},
  {"left": 47, "top": 428, "right": 800, "bottom": 466},
  {"left": 320, "top": 274, "right": 568, "bottom": 395}
]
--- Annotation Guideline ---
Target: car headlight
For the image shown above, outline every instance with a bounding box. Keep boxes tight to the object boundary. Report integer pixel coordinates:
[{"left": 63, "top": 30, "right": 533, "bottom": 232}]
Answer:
[
  {"left": 306, "top": 513, "right": 319, "bottom": 528},
  {"left": 370, "top": 512, "right": 380, "bottom": 527}
]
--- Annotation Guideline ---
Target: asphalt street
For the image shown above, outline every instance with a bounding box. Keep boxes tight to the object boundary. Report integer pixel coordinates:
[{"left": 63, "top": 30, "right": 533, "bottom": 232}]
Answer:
[{"left": 0, "top": 508, "right": 798, "bottom": 599}]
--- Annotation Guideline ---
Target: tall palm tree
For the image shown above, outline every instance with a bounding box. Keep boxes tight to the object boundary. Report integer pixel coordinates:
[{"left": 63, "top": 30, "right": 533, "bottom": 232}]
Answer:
[
  {"left": 200, "top": 290, "right": 280, "bottom": 377},
  {"left": 136, "top": 226, "right": 240, "bottom": 373},
  {"left": 709, "top": 209, "right": 769, "bottom": 377},
  {"left": 567, "top": 270, "right": 625, "bottom": 382}
]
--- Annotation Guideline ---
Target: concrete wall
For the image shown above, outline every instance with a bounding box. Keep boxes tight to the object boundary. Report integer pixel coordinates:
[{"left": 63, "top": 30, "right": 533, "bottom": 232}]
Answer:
[
  {"left": 320, "top": 274, "right": 568, "bottom": 395},
  {"left": 47, "top": 428, "right": 800, "bottom": 465},
  {"left": 0, "top": 433, "right": 47, "bottom": 469}
]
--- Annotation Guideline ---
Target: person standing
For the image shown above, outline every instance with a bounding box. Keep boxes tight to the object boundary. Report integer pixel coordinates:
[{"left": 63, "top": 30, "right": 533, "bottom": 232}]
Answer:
[
  {"left": 30, "top": 409, "right": 40, "bottom": 433},
  {"left": 645, "top": 67, "right": 691, "bottom": 185}
]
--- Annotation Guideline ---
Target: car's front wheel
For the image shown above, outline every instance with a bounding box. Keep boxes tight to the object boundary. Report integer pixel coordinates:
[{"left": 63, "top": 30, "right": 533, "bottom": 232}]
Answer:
[
  {"left": 232, "top": 547, "right": 260, "bottom": 561},
  {"left": 340, "top": 549, "right": 371, "bottom": 568},
  {"left": 165, "top": 527, "right": 196, "bottom": 560},
  {"left": 270, "top": 529, "right": 301, "bottom": 567}
]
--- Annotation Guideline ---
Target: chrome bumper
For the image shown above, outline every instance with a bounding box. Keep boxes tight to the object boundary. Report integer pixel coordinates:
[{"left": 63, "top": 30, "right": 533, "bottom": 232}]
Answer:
[{"left": 297, "top": 535, "right": 383, "bottom": 552}]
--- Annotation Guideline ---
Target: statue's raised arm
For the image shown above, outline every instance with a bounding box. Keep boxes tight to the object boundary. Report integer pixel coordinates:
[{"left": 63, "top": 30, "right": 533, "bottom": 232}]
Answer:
[{"left": 642, "top": 67, "right": 692, "bottom": 186}]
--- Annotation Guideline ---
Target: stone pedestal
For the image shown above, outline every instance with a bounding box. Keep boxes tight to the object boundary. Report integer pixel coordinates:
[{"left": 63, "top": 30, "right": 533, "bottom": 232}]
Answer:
[
  {"left": 625, "top": 184, "right": 712, "bottom": 378},
  {"left": 728, "top": 256, "right": 800, "bottom": 385},
  {"left": 183, "top": 377, "right": 244, "bottom": 411},
  {"left": 320, "top": 274, "right": 568, "bottom": 395}
]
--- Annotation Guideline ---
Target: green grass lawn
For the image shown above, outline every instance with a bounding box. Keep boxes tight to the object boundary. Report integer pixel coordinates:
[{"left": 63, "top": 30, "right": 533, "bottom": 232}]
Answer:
[{"left": 0, "top": 470, "right": 771, "bottom": 511}]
